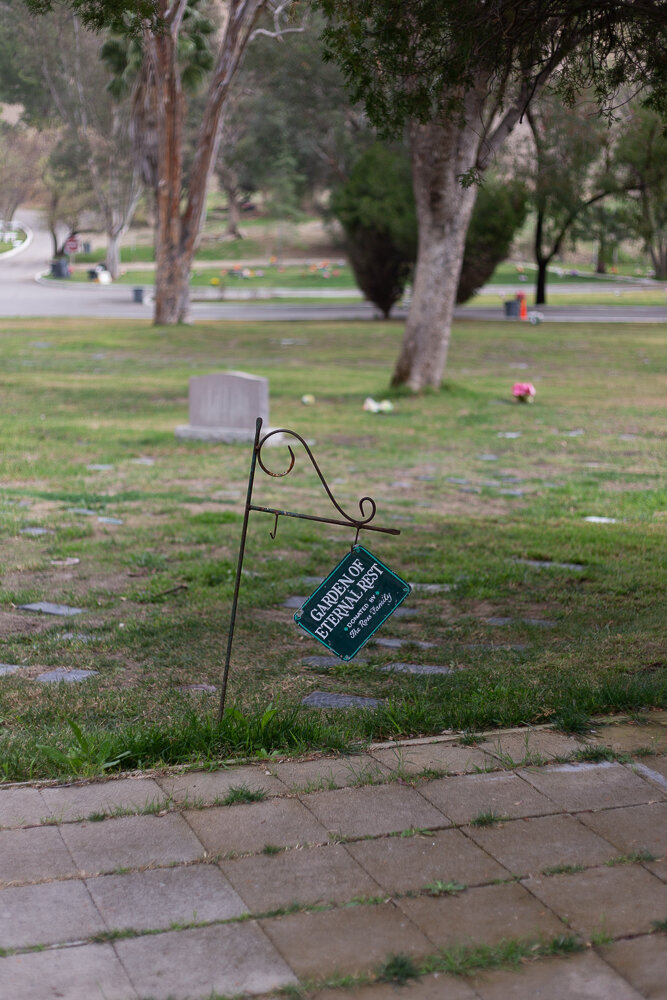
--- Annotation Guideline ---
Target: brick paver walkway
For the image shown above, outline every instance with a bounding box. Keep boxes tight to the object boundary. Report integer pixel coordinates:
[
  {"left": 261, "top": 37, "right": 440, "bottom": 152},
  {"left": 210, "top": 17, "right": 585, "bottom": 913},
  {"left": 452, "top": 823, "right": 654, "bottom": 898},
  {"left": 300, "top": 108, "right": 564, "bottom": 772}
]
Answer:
[{"left": 1, "top": 718, "right": 665, "bottom": 999}]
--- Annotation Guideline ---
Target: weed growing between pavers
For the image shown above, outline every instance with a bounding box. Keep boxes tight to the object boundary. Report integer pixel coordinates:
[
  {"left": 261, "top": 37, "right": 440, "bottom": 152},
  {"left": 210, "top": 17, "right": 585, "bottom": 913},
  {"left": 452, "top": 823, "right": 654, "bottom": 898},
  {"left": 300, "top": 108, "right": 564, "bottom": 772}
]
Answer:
[{"left": 0, "top": 318, "right": 665, "bottom": 779}]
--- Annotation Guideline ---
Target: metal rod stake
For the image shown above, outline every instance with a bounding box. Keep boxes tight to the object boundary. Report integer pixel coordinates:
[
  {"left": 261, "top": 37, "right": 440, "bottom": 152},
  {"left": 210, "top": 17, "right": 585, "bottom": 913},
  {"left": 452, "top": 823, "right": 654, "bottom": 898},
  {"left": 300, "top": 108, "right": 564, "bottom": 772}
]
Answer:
[{"left": 217, "top": 416, "right": 262, "bottom": 723}]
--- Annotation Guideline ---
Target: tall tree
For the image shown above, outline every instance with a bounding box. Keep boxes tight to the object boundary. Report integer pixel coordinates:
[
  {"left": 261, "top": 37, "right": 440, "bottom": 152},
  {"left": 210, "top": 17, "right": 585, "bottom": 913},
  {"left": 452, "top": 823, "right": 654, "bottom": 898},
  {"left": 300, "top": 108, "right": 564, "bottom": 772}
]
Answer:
[
  {"left": 613, "top": 107, "right": 667, "bottom": 280},
  {"left": 318, "top": 1, "right": 667, "bottom": 390},
  {"left": 25, "top": 0, "right": 296, "bottom": 323},
  {"left": 0, "top": 2, "right": 143, "bottom": 276},
  {"left": 214, "top": 11, "right": 369, "bottom": 223},
  {"left": 526, "top": 93, "right": 613, "bottom": 304},
  {"left": 0, "top": 122, "right": 50, "bottom": 224}
]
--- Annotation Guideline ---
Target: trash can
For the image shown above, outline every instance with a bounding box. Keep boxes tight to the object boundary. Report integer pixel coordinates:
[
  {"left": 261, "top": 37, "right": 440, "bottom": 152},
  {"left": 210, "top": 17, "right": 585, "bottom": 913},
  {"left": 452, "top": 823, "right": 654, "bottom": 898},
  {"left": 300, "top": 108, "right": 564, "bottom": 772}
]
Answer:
[
  {"left": 82, "top": 242, "right": 92, "bottom": 254},
  {"left": 50, "top": 259, "right": 70, "bottom": 278},
  {"left": 503, "top": 299, "right": 520, "bottom": 318},
  {"left": 132, "top": 287, "right": 144, "bottom": 304}
]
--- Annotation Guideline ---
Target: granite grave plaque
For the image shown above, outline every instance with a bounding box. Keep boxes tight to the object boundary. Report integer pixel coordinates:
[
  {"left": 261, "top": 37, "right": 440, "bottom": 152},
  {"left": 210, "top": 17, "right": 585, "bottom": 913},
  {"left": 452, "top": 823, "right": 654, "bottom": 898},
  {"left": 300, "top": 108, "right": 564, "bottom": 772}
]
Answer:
[{"left": 175, "top": 371, "right": 281, "bottom": 443}]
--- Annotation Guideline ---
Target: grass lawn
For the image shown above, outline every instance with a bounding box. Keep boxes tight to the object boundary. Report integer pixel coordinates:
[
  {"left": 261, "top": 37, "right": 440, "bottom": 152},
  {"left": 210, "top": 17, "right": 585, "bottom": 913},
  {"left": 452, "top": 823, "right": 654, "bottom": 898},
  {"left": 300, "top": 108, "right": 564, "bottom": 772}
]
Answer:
[{"left": 0, "top": 316, "right": 664, "bottom": 780}]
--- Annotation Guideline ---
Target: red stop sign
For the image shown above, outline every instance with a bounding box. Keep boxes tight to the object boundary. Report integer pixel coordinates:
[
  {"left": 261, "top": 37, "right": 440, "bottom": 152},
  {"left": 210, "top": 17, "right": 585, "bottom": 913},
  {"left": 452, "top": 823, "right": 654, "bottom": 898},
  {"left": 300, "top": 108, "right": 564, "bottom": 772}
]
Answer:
[{"left": 64, "top": 237, "right": 79, "bottom": 254}]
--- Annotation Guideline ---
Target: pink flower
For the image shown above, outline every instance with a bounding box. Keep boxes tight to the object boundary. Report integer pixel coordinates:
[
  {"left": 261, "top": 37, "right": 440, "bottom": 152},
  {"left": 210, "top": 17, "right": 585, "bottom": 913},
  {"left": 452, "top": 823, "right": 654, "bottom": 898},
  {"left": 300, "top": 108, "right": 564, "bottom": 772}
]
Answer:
[{"left": 512, "top": 382, "right": 535, "bottom": 402}]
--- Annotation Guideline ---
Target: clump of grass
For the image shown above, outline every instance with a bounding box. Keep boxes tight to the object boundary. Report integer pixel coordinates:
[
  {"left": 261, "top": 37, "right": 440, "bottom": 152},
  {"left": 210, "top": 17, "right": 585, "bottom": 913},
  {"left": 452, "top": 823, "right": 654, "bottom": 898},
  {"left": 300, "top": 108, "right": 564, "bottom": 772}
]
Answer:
[
  {"left": 470, "top": 810, "right": 507, "bottom": 827},
  {"left": 423, "top": 880, "right": 466, "bottom": 896},
  {"left": 606, "top": 850, "right": 655, "bottom": 866},
  {"left": 542, "top": 863, "right": 586, "bottom": 876},
  {"left": 376, "top": 953, "right": 420, "bottom": 985},
  {"left": 222, "top": 783, "right": 267, "bottom": 806}
]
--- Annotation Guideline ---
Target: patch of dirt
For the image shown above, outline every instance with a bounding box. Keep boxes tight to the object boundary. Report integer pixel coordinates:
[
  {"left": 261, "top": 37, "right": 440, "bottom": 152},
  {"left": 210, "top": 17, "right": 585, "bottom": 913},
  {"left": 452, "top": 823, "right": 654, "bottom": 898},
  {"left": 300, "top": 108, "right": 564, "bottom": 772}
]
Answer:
[{"left": 0, "top": 612, "right": 59, "bottom": 638}]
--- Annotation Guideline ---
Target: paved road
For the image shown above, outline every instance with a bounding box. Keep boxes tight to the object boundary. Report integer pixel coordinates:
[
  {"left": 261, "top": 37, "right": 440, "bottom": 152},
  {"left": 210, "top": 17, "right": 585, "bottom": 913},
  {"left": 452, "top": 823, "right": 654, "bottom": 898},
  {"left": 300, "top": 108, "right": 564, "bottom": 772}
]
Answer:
[{"left": 1, "top": 211, "right": 665, "bottom": 323}]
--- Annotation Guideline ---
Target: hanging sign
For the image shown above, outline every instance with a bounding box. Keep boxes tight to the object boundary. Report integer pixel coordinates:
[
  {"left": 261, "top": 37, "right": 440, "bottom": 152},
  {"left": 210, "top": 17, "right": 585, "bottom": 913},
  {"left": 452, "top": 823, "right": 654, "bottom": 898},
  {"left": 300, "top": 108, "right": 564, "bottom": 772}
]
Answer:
[{"left": 294, "top": 545, "right": 411, "bottom": 660}]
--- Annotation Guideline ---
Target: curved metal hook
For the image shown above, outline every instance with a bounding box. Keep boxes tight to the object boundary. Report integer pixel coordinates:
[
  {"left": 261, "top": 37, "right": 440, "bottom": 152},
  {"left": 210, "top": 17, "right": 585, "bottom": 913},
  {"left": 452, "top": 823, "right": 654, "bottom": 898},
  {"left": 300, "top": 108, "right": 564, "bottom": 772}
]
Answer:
[
  {"left": 269, "top": 512, "right": 280, "bottom": 540},
  {"left": 257, "top": 428, "right": 378, "bottom": 527}
]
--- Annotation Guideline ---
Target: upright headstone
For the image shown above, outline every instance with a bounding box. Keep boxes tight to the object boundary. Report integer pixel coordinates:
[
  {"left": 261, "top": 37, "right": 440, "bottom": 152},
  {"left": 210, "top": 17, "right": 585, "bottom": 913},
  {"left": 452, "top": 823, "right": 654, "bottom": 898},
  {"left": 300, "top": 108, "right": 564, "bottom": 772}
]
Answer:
[{"left": 175, "top": 371, "right": 280, "bottom": 443}]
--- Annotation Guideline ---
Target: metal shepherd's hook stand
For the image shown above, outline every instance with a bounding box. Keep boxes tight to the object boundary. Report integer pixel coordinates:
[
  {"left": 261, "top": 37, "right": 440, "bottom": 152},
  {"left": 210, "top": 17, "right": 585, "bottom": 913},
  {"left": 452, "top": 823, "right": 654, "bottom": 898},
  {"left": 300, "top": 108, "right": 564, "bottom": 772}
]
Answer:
[{"left": 217, "top": 417, "right": 400, "bottom": 722}]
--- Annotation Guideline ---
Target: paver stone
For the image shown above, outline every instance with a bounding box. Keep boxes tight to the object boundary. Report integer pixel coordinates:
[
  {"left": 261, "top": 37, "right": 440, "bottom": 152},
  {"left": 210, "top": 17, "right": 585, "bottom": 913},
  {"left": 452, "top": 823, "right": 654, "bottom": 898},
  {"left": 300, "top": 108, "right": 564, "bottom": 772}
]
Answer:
[
  {"left": 0, "top": 942, "right": 138, "bottom": 1000},
  {"left": 157, "top": 764, "right": 286, "bottom": 804},
  {"left": 313, "top": 974, "right": 479, "bottom": 1000},
  {"left": 472, "top": 949, "right": 646, "bottom": 1000},
  {"left": 59, "top": 812, "right": 204, "bottom": 873},
  {"left": 259, "top": 901, "right": 432, "bottom": 978},
  {"left": 585, "top": 723, "right": 667, "bottom": 753},
  {"left": 397, "top": 881, "right": 564, "bottom": 950},
  {"left": 41, "top": 776, "right": 165, "bottom": 822},
  {"left": 0, "top": 825, "right": 77, "bottom": 884},
  {"left": 272, "top": 754, "right": 390, "bottom": 791},
  {"left": 478, "top": 729, "right": 583, "bottom": 763},
  {"left": 370, "top": 741, "right": 490, "bottom": 776},
  {"left": 577, "top": 801, "right": 667, "bottom": 857},
  {"left": 220, "top": 843, "right": 381, "bottom": 911},
  {"left": 601, "top": 934, "right": 667, "bottom": 999},
  {"left": 523, "top": 865, "right": 667, "bottom": 939},
  {"left": 0, "top": 879, "right": 106, "bottom": 948},
  {"left": 346, "top": 827, "right": 507, "bottom": 893},
  {"left": 518, "top": 761, "right": 656, "bottom": 811},
  {"left": 184, "top": 797, "right": 329, "bottom": 855},
  {"left": 465, "top": 813, "right": 617, "bottom": 875},
  {"left": 0, "top": 786, "right": 49, "bottom": 829},
  {"left": 115, "top": 921, "right": 297, "bottom": 998},
  {"left": 302, "top": 782, "right": 447, "bottom": 838},
  {"left": 418, "top": 770, "right": 560, "bottom": 824},
  {"left": 86, "top": 864, "right": 248, "bottom": 931},
  {"left": 18, "top": 601, "right": 84, "bottom": 616}
]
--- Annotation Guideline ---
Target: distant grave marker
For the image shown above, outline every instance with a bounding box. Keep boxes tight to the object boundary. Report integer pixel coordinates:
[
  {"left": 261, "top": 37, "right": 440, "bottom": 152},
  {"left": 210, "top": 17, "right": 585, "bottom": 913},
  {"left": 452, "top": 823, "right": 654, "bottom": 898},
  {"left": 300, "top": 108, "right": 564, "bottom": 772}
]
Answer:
[
  {"left": 36, "top": 669, "right": 98, "bottom": 684},
  {"left": 19, "top": 602, "right": 84, "bottom": 616},
  {"left": 175, "top": 371, "right": 282, "bottom": 443},
  {"left": 301, "top": 691, "right": 383, "bottom": 710}
]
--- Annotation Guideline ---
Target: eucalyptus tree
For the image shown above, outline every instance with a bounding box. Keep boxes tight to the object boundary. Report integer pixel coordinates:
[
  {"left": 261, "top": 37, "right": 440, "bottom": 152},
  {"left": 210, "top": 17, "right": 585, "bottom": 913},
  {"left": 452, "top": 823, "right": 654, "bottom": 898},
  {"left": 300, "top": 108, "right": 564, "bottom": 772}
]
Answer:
[
  {"left": 318, "top": 0, "right": 667, "bottom": 390},
  {"left": 25, "top": 0, "right": 296, "bottom": 323}
]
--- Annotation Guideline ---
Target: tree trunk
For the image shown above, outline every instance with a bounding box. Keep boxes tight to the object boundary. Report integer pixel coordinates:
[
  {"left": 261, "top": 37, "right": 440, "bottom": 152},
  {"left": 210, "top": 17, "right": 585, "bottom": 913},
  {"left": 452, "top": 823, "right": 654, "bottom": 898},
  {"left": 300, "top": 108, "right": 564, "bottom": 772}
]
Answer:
[
  {"left": 106, "top": 232, "right": 122, "bottom": 279},
  {"left": 153, "top": 250, "right": 192, "bottom": 324},
  {"left": 535, "top": 258, "right": 548, "bottom": 305},
  {"left": 147, "top": 0, "right": 265, "bottom": 325},
  {"left": 595, "top": 236, "right": 607, "bottom": 273},
  {"left": 391, "top": 113, "right": 481, "bottom": 391},
  {"left": 534, "top": 207, "right": 549, "bottom": 305},
  {"left": 226, "top": 183, "right": 243, "bottom": 238}
]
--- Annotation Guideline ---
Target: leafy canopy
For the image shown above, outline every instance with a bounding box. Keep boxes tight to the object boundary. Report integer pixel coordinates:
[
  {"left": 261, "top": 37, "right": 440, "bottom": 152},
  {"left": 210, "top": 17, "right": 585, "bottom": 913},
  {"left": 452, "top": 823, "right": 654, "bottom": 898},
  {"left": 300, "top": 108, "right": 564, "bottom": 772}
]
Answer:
[
  {"left": 24, "top": 0, "right": 159, "bottom": 32},
  {"left": 316, "top": 0, "right": 667, "bottom": 132}
]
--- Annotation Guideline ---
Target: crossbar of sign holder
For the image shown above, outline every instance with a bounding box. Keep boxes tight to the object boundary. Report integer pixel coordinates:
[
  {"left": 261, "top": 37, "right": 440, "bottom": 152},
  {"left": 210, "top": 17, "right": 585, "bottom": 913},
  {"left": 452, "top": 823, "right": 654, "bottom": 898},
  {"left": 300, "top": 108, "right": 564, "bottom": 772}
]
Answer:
[{"left": 217, "top": 416, "right": 408, "bottom": 721}]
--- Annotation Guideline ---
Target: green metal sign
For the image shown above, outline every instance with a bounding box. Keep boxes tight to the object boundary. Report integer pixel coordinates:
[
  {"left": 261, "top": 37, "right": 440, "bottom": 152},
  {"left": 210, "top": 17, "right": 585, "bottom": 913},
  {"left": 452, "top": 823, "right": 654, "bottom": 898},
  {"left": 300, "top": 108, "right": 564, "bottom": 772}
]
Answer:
[{"left": 294, "top": 545, "right": 411, "bottom": 660}]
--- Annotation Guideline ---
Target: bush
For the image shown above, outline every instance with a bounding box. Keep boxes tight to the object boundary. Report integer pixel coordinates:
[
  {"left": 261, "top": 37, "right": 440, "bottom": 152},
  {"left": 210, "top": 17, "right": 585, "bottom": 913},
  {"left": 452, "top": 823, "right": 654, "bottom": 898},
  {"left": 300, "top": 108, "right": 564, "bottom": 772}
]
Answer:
[
  {"left": 330, "top": 144, "right": 417, "bottom": 317},
  {"left": 332, "top": 144, "right": 528, "bottom": 312},
  {"left": 456, "top": 177, "right": 528, "bottom": 302}
]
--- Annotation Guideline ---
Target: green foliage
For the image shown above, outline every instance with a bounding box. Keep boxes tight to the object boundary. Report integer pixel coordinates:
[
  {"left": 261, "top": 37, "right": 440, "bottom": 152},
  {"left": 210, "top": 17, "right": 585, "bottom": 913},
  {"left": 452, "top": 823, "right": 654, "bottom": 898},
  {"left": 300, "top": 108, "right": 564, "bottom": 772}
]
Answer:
[
  {"left": 332, "top": 144, "right": 528, "bottom": 312},
  {"left": 222, "top": 783, "right": 267, "bottom": 806},
  {"left": 331, "top": 143, "right": 416, "bottom": 317},
  {"left": 377, "top": 953, "right": 420, "bottom": 985},
  {"left": 456, "top": 177, "right": 528, "bottom": 303},
  {"left": 37, "top": 718, "right": 131, "bottom": 777},
  {"left": 317, "top": 1, "right": 667, "bottom": 133},
  {"left": 614, "top": 108, "right": 667, "bottom": 279}
]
